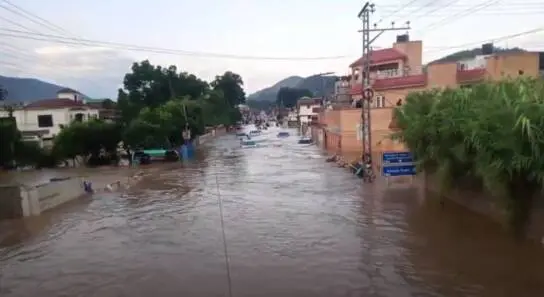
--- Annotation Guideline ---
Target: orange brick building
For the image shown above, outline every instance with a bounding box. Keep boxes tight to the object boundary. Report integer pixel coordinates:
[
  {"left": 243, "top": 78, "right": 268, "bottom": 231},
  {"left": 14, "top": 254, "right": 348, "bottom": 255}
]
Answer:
[{"left": 313, "top": 34, "right": 541, "bottom": 161}]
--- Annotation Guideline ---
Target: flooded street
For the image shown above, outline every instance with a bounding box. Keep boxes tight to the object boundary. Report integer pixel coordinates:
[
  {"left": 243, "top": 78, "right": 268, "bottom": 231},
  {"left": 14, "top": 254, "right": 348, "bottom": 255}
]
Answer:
[{"left": 2, "top": 130, "right": 544, "bottom": 297}]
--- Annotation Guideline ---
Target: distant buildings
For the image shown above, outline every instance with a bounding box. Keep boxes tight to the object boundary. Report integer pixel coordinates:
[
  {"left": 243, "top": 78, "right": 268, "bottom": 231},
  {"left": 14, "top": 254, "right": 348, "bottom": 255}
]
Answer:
[{"left": 315, "top": 34, "right": 542, "bottom": 156}]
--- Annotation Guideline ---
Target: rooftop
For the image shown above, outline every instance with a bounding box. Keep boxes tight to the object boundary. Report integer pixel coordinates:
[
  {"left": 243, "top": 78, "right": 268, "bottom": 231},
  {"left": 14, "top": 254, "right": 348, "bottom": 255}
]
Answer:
[
  {"left": 349, "top": 48, "right": 407, "bottom": 68},
  {"left": 24, "top": 98, "right": 92, "bottom": 110},
  {"left": 297, "top": 97, "right": 322, "bottom": 106},
  {"left": 56, "top": 88, "right": 80, "bottom": 94}
]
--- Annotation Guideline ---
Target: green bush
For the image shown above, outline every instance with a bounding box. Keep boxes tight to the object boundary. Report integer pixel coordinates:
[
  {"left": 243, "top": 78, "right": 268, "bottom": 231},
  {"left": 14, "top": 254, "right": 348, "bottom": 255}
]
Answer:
[{"left": 393, "top": 77, "right": 544, "bottom": 234}]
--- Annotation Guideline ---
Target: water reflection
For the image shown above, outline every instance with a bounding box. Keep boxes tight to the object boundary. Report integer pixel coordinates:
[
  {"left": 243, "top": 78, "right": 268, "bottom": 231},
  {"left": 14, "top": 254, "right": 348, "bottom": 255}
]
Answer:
[
  {"left": 0, "top": 129, "right": 543, "bottom": 296},
  {"left": 404, "top": 197, "right": 544, "bottom": 297}
]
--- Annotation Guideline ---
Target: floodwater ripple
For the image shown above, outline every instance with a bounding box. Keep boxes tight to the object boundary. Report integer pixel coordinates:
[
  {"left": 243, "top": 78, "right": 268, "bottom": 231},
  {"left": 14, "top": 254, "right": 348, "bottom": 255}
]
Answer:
[{"left": 1, "top": 128, "right": 544, "bottom": 297}]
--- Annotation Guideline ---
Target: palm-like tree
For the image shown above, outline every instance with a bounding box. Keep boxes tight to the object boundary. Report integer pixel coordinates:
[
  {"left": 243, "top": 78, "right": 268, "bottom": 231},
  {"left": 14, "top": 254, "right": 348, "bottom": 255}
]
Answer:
[{"left": 392, "top": 77, "right": 544, "bottom": 235}]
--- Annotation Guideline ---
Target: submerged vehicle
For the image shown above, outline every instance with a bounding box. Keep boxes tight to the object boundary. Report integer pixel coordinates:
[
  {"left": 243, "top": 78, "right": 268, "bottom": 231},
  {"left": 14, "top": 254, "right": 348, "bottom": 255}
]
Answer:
[
  {"left": 132, "top": 149, "right": 179, "bottom": 164},
  {"left": 277, "top": 132, "right": 290, "bottom": 138},
  {"left": 298, "top": 137, "right": 312, "bottom": 144},
  {"left": 240, "top": 139, "right": 258, "bottom": 148}
]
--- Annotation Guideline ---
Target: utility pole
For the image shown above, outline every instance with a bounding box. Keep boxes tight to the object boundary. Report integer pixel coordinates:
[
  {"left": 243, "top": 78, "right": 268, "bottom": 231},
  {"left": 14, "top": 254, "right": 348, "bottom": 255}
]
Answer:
[{"left": 357, "top": 2, "right": 410, "bottom": 174}]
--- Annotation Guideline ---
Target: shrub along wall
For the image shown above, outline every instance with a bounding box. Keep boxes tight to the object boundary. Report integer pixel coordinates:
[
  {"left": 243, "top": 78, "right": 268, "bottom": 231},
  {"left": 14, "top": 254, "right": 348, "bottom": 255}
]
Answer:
[{"left": 393, "top": 77, "right": 544, "bottom": 238}]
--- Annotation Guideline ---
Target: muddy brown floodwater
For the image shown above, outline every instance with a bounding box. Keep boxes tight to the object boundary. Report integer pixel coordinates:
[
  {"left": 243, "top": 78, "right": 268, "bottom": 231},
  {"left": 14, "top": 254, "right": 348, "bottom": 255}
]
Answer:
[{"left": 2, "top": 129, "right": 544, "bottom": 297}]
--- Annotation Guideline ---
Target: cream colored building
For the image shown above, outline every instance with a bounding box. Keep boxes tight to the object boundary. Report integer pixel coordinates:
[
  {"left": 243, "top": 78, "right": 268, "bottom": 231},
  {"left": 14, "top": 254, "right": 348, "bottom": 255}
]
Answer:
[{"left": 0, "top": 88, "right": 99, "bottom": 147}]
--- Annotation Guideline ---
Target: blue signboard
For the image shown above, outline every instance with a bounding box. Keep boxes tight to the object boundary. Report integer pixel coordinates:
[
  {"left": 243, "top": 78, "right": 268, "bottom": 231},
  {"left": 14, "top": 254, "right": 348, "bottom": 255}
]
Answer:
[
  {"left": 382, "top": 151, "right": 416, "bottom": 177},
  {"left": 382, "top": 152, "right": 413, "bottom": 164},
  {"left": 382, "top": 165, "right": 416, "bottom": 177}
]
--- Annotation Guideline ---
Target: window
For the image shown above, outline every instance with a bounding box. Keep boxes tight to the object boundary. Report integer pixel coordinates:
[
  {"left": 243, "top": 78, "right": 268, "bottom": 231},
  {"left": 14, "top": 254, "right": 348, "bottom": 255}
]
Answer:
[
  {"left": 37, "top": 115, "right": 53, "bottom": 127},
  {"left": 374, "top": 95, "right": 386, "bottom": 108},
  {"left": 74, "top": 113, "right": 84, "bottom": 122}
]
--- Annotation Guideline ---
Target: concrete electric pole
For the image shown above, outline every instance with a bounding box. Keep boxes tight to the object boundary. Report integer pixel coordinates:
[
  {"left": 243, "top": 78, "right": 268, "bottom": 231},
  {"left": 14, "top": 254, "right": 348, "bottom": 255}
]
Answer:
[{"left": 357, "top": 2, "right": 410, "bottom": 175}]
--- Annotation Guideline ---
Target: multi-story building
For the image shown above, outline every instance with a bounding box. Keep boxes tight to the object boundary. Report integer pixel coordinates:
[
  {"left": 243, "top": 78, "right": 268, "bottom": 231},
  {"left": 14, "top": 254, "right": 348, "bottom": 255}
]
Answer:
[
  {"left": 314, "top": 34, "right": 541, "bottom": 159},
  {"left": 297, "top": 97, "right": 322, "bottom": 126}
]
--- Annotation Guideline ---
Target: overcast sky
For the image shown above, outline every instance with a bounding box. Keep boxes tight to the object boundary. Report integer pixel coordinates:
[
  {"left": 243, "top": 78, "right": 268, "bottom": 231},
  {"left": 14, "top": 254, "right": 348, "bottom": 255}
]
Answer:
[{"left": 0, "top": 0, "right": 543, "bottom": 98}]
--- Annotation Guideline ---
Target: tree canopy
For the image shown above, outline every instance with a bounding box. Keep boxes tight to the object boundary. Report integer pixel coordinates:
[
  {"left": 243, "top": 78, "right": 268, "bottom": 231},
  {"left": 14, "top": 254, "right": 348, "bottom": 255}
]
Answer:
[
  {"left": 109, "top": 60, "right": 242, "bottom": 149},
  {"left": 393, "top": 77, "right": 544, "bottom": 234},
  {"left": 246, "top": 99, "right": 275, "bottom": 111},
  {"left": 276, "top": 87, "right": 313, "bottom": 108}
]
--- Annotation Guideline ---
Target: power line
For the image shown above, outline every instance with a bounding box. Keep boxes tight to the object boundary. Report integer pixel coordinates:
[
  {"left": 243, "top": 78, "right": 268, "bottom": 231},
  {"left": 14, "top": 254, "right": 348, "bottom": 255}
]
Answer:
[
  {"left": 417, "top": 0, "right": 501, "bottom": 35},
  {"left": 0, "top": 3, "right": 110, "bottom": 96},
  {"left": 424, "top": 26, "right": 544, "bottom": 54},
  {"left": 0, "top": 28, "right": 351, "bottom": 61},
  {"left": 379, "top": 1, "right": 544, "bottom": 10},
  {"left": 376, "top": 0, "right": 419, "bottom": 24},
  {"left": 0, "top": 0, "right": 73, "bottom": 36},
  {"left": 407, "top": 10, "right": 544, "bottom": 16},
  {"left": 0, "top": 14, "right": 39, "bottom": 33}
]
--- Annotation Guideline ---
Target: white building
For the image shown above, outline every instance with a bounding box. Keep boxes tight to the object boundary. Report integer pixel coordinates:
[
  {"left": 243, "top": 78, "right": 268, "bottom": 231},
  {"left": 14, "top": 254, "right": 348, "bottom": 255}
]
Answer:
[
  {"left": 0, "top": 88, "right": 99, "bottom": 147},
  {"left": 297, "top": 97, "right": 322, "bottom": 126}
]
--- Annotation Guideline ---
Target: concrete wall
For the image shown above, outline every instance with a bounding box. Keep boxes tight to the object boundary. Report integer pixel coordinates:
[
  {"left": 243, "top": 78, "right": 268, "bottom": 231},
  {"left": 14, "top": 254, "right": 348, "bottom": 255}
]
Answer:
[
  {"left": 0, "top": 177, "right": 86, "bottom": 220},
  {"left": 0, "top": 186, "right": 23, "bottom": 219},
  {"left": 196, "top": 132, "right": 213, "bottom": 145},
  {"left": 486, "top": 52, "right": 540, "bottom": 79}
]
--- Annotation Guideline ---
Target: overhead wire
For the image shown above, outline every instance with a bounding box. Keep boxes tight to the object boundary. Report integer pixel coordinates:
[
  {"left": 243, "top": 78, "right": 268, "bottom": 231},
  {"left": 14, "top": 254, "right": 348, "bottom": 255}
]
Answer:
[
  {"left": 379, "top": 1, "right": 544, "bottom": 11},
  {"left": 0, "top": 2, "right": 127, "bottom": 96},
  {"left": 416, "top": 0, "right": 502, "bottom": 35},
  {"left": 375, "top": 0, "right": 420, "bottom": 25},
  {"left": 423, "top": 26, "right": 544, "bottom": 54},
  {"left": 0, "top": 0, "right": 74, "bottom": 36},
  {"left": 0, "top": 28, "right": 351, "bottom": 61}
]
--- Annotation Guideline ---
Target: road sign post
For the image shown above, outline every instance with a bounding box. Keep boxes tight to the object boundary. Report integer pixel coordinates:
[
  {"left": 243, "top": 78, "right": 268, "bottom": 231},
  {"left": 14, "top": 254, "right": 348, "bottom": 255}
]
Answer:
[{"left": 381, "top": 151, "right": 416, "bottom": 185}]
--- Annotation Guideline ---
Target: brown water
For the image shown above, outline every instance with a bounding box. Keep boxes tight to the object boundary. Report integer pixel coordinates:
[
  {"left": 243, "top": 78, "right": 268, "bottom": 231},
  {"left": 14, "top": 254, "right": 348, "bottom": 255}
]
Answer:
[{"left": 1, "top": 130, "right": 544, "bottom": 297}]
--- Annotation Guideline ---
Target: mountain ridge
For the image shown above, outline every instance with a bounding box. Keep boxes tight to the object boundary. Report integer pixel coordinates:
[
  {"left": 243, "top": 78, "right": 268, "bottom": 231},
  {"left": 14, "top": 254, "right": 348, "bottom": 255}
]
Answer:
[
  {"left": 0, "top": 75, "right": 69, "bottom": 102},
  {"left": 247, "top": 74, "right": 338, "bottom": 102},
  {"left": 246, "top": 76, "right": 304, "bottom": 102}
]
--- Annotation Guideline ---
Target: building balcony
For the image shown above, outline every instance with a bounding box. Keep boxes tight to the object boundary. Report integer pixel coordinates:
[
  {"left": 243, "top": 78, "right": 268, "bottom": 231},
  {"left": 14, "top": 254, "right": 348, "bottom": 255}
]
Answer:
[
  {"left": 350, "top": 66, "right": 424, "bottom": 86},
  {"left": 350, "top": 72, "right": 427, "bottom": 94}
]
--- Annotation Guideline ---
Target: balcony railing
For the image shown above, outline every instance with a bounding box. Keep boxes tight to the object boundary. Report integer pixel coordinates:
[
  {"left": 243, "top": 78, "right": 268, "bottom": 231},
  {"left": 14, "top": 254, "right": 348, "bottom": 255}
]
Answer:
[{"left": 350, "top": 65, "right": 424, "bottom": 85}]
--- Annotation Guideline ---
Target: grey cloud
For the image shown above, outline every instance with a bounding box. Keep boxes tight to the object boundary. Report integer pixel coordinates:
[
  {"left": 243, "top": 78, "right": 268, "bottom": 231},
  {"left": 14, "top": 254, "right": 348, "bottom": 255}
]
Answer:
[{"left": 30, "top": 46, "right": 135, "bottom": 98}]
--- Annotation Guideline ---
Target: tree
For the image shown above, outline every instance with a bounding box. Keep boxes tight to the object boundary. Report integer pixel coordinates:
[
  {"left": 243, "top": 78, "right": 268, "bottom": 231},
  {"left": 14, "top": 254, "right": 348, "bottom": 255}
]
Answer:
[
  {"left": 53, "top": 120, "right": 122, "bottom": 166},
  {"left": 392, "top": 77, "right": 544, "bottom": 235},
  {"left": 101, "top": 98, "right": 116, "bottom": 109},
  {"left": 117, "top": 60, "right": 209, "bottom": 125},
  {"left": 0, "top": 84, "right": 7, "bottom": 101},
  {"left": 246, "top": 99, "right": 275, "bottom": 111},
  {"left": 211, "top": 71, "right": 246, "bottom": 106},
  {"left": 0, "top": 117, "right": 19, "bottom": 168},
  {"left": 276, "top": 87, "right": 313, "bottom": 108},
  {"left": 0, "top": 85, "right": 14, "bottom": 117}
]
